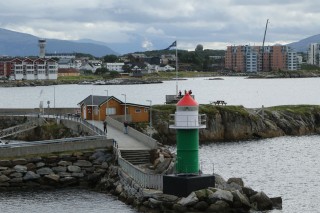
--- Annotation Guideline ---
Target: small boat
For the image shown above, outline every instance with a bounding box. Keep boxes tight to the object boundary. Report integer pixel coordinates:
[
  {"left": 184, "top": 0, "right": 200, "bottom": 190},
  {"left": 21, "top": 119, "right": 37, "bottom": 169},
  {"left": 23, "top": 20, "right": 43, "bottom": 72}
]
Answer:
[{"left": 207, "top": 77, "right": 224, "bottom": 80}]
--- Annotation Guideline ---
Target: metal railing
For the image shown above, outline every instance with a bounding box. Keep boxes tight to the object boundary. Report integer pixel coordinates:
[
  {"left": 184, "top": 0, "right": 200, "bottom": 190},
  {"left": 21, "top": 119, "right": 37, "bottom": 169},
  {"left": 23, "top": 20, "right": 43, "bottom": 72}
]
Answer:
[
  {"left": 0, "top": 119, "right": 43, "bottom": 139},
  {"left": 114, "top": 143, "right": 163, "bottom": 190},
  {"left": 169, "top": 114, "right": 207, "bottom": 128},
  {"left": 0, "top": 135, "right": 107, "bottom": 149},
  {"left": 53, "top": 114, "right": 105, "bottom": 136}
]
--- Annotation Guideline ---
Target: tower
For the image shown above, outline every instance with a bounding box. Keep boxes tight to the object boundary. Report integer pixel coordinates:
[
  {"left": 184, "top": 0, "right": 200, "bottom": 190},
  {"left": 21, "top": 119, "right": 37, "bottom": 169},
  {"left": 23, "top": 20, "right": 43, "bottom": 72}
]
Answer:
[
  {"left": 170, "top": 93, "right": 205, "bottom": 173},
  {"left": 163, "top": 92, "right": 215, "bottom": 197},
  {"left": 38, "top": 39, "right": 46, "bottom": 58}
]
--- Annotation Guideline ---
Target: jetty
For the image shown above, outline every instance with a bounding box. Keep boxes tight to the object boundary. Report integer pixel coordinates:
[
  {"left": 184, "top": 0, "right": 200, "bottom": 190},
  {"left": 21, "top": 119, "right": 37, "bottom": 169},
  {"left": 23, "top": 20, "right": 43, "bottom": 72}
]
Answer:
[{"left": 0, "top": 110, "right": 282, "bottom": 212}]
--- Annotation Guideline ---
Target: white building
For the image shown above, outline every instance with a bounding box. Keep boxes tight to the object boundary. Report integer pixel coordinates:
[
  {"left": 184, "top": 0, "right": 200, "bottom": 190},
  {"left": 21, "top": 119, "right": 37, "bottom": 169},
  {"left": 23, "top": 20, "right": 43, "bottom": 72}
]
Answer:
[
  {"left": 245, "top": 46, "right": 258, "bottom": 72},
  {"left": 10, "top": 57, "right": 58, "bottom": 80},
  {"left": 307, "top": 43, "right": 320, "bottom": 66},
  {"left": 287, "top": 50, "right": 299, "bottom": 71},
  {"left": 106, "top": 63, "right": 124, "bottom": 72}
]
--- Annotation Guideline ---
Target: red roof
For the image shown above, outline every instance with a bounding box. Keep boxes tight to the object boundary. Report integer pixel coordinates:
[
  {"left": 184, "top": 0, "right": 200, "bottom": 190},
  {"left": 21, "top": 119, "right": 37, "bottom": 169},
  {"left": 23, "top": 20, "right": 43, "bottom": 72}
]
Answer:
[{"left": 177, "top": 93, "right": 198, "bottom": 106}]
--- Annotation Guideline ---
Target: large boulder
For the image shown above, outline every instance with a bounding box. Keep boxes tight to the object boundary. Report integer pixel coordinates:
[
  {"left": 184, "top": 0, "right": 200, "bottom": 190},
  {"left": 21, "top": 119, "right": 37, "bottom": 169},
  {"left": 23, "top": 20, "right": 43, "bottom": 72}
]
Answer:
[
  {"left": 67, "top": 165, "right": 81, "bottom": 173},
  {"left": 208, "top": 189, "right": 233, "bottom": 204},
  {"left": 178, "top": 192, "right": 199, "bottom": 206},
  {"left": 73, "top": 160, "right": 92, "bottom": 167},
  {"left": 36, "top": 167, "right": 53, "bottom": 175},
  {"left": 194, "top": 201, "right": 209, "bottom": 211},
  {"left": 23, "top": 171, "right": 40, "bottom": 181},
  {"left": 194, "top": 189, "right": 207, "bottom": 201},
  {"left": 227, "top": 177, "right": 244, "bottom": 187},
  {"left": 250, "top": 191, "right": 273, "bottom": 211},
  {"left": 270, "top": 197, "right": 282, "bottom": 210},
  {"left": 14, "top": 165, "right": 28, "bottom": 173},
  {"left": 207, "top": 200, "right": 232, "bottom": 213},
  {"left": 0, "top": 175, "right": 10, "bottom": 182},
  {"left": 232, "top": 190, "right": 251, "bottom": 211}
]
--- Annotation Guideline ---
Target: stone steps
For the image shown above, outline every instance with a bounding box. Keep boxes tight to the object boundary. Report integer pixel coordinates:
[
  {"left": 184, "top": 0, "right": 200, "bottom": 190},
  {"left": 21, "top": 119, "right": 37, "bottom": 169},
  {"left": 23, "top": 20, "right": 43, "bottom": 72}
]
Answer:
[{"left": 120, "top": 150, "right": 150, "bottom": 165}]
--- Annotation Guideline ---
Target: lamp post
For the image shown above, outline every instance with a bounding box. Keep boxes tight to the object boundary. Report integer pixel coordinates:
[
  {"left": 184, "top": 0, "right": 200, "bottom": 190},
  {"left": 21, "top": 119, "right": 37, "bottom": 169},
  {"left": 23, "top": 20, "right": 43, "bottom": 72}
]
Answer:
[
  {"left": 53, "top": 86, "right": 56, "bottom": 109},
  {"left": 121, "top": 93, "right": 127, "bottom": 121},
  {"left": 146, "top": 100, "right": 152, "bottom": 127},
  {"left": 105, "top": 89, "right": 108, "bottom": 118}
]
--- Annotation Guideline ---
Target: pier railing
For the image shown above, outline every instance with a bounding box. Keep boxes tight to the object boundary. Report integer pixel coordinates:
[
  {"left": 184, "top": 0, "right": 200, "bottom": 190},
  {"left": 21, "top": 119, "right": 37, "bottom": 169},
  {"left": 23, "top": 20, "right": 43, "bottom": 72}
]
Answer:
[{"left": 113, "top": 143, "right": 163, "bottom": 191}]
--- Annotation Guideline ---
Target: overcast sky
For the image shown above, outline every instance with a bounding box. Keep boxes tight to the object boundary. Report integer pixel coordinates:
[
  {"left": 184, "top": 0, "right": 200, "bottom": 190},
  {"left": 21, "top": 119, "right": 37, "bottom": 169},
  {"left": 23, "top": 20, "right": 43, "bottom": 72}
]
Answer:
[{"left": 1, "top": 0, "right": 319, "bottom": 52}]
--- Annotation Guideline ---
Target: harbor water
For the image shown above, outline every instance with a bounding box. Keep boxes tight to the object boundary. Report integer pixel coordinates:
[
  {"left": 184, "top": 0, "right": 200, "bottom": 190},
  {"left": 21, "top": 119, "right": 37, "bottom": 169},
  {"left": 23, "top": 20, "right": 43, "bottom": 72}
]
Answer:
[{"left": 1, "top": 77, "right": 320, "bottom": 212}]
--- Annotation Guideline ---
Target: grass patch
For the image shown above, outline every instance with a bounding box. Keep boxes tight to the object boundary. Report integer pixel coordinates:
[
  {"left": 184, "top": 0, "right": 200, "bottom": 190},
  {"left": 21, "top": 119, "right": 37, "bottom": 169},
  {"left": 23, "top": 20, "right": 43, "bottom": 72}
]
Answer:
[{"left": 267, "top": 105, "right": 320, "bottom": 115}]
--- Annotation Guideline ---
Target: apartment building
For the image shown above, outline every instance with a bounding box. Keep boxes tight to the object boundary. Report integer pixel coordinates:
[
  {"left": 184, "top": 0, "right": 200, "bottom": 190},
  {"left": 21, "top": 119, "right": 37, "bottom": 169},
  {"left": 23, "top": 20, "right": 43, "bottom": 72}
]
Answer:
[
  {"left": 0, "top": 57, "right": 58, "bottom": 80},
  {"left": 307, "top": 43, "right": 320, "bottom": 66},
  {"left": 225, "top": 45, "right": 299, "bottom": 72}
]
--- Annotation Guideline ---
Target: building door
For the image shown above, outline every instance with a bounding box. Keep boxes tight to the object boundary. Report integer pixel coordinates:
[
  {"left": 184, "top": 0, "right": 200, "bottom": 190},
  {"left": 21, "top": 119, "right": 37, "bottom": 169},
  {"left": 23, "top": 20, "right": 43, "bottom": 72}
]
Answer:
[{"left": 83, "top": 106, "right": 86, "bottom": 119}]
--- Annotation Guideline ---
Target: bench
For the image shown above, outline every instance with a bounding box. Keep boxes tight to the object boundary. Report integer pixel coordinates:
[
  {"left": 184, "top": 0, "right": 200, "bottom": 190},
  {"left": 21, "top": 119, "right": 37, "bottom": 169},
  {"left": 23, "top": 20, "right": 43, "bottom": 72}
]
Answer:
[{"left": 210, "top": 100, "right": 227, "bottom": 106}]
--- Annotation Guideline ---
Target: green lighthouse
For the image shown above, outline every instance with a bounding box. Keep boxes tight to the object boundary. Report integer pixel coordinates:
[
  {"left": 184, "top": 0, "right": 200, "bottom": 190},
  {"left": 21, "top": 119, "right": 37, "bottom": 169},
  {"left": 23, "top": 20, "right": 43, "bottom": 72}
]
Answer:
[
  {"left": 163, "top": 92, "right": 215, "bottom": 197},
  {"left": 169, "top": 93, "right": 206, "bottom": 174}
]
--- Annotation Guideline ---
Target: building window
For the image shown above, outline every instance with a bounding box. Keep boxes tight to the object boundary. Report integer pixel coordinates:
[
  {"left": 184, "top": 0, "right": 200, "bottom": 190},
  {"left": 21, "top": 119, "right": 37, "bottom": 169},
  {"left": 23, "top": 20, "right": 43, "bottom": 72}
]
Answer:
[
  {"left": 135, "top": 109, "right": 141, "bottom": 113},
  {"left": 106, "top": 107, "right": 116, "bottom": 115},
  {"left": 144, "top": 108, "right": 148, "bottom": 112}
]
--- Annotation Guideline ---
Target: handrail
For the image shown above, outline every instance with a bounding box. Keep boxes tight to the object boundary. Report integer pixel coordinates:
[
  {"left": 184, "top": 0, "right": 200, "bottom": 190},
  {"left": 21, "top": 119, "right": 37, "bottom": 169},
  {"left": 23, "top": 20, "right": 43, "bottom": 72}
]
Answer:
[
  {"left": 113, "top": 141, "right": 163, "bottom": 191},
  {"left": 118, "top": 156, "right": 163, "bottom": 190}
]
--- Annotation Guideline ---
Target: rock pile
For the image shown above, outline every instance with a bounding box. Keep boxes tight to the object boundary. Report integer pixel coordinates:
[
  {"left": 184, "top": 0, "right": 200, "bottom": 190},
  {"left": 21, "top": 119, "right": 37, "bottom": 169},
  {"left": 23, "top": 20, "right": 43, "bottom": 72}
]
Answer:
[
  {"left": 0, "top": 149, "right": 113, "bottom": 191},
  {"left": 98, "top": 165, "right": 282, "bottom": 213}
]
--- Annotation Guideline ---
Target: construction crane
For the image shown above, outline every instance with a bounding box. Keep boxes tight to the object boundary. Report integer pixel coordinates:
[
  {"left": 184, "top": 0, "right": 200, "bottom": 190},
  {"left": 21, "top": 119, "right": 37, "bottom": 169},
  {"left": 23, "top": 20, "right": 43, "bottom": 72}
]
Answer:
[{"left": 261, "top": 19, "right": 269, "bottom": 71}]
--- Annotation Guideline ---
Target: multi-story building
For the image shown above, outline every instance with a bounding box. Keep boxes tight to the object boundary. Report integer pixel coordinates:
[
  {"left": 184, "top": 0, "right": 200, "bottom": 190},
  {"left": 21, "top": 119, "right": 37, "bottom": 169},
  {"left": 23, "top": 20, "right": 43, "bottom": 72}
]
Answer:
[
  {"left": 225, "top": 45, "right": 299, "bottom": 72},
  {"left": 106, "top": 63, "right": 124, "bottom": 72},
  {"left": 0, "top": 57, "right": 58, "bottom": 80},
  {"left": 307, "top": 43, "right": 320, "bottom": 66}
]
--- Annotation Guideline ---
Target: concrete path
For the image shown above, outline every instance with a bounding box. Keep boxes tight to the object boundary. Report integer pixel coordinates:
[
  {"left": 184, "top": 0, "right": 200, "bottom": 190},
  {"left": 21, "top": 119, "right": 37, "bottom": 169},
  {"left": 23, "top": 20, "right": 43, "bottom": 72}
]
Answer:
[{"left": 88, "top": 121, "right": 151, "bottom": 151}]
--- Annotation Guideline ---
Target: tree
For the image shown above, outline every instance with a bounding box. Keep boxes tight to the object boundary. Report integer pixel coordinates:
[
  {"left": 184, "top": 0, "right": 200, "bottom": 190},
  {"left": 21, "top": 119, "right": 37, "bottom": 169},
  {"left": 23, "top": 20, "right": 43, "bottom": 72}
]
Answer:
[
  {"left": 195, "top": 44, "right": 204, "bottom": 51},
  {"left": 109, "top": 71, "right": 120, "bottom": 78},
  {"left": 103, "top": 54, "right": 118, "bottom": 63},
  {"left": 95, "top": 67, "right": 108, "bottom": 75}
]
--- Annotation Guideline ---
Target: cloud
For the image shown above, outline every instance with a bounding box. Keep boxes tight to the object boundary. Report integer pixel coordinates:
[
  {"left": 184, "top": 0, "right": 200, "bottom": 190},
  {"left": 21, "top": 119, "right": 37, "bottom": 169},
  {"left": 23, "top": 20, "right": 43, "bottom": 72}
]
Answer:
[
  {"left": 142, "top": 39, "right": 154, "bottom": 50},
  {"left": 1, "top": 0, "right": 320, "bottom": 53}
]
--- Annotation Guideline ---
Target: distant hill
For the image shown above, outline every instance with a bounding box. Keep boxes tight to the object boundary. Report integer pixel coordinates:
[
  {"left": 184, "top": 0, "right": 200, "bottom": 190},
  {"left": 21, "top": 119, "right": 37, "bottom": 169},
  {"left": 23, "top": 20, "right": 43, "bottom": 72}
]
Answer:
[
  {"left": 287, "top": 34, "right": 320, "bottom": 52},
  {"left": 0, "top": 28, "right": 118, "bottom": 57}
]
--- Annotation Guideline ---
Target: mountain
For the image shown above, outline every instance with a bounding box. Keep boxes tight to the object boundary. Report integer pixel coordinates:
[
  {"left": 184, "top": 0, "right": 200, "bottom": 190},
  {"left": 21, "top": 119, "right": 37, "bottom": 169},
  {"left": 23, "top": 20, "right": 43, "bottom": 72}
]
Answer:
[
  {"left": 0, "top": 28, "right": 118, "bottom": 57},
  {"left": 76, "top": 36, "right": 173, "bottom": 55},
  {"left": 287, "top": 34, "right": 320, "bottom": 52}
]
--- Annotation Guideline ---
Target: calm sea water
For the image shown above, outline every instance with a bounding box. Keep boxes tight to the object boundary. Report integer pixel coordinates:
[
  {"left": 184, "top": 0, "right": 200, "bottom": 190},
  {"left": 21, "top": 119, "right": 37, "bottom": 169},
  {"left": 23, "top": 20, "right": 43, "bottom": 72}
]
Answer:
[
  {"left": 1, "top": 77, "right": 320, "bottom": 212},
  {"left": 0, "top": 77, "right": 319, "bottom": 108},
  {"left": 0, "top": 188, "right": 136, "bottom": 213}
]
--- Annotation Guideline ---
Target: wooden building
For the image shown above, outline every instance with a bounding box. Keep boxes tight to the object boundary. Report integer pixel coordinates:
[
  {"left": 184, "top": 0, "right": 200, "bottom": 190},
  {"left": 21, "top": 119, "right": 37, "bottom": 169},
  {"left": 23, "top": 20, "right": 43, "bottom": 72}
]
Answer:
[{"left": 78, "top": 95, "right": 150, "bottom": 123}]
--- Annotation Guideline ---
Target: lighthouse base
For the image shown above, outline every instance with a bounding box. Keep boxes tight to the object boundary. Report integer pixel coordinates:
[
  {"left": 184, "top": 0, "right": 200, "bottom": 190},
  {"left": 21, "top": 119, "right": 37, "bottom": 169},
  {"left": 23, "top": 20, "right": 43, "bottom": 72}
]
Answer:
[{"left": 163, "top": 174, "right": 215, "bottom": 197}]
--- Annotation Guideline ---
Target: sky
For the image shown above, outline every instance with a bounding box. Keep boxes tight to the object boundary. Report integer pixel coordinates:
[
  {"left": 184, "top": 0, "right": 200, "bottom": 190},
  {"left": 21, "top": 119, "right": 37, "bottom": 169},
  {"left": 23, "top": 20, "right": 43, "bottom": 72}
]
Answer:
[{"left": 1, "top": 0, "right": 320, "bottom": 53}]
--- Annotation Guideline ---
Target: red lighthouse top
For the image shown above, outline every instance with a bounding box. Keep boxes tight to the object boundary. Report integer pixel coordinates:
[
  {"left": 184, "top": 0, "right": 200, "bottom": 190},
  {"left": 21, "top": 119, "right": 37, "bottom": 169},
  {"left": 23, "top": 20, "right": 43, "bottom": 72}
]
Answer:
[{"left": 177, "top": 93, "right": 198, "bottom": 106}]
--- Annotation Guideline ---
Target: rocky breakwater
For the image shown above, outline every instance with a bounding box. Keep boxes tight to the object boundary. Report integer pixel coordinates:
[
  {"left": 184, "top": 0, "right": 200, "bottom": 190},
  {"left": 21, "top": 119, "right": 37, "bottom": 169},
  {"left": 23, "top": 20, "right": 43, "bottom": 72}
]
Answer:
[
  {"left": 151, "top": 104, "right": 320, "bottom": 143},
  {"left": 0, "top": 149, "right": 112, "bottom": 191},
  {"left": 97, "top": 164, "right": 282, "bottom": 212}
]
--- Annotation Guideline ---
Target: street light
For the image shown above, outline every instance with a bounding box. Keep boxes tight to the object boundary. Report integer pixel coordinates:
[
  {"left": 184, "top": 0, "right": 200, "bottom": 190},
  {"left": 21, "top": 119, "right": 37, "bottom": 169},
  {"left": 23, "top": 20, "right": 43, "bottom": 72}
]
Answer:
[
  {"left": 146, "top": 100, "right": 152, "bottom": 127},
  {"left": 105, "top": 89, "right": 108, "bottom": 118},
  {"left": 121, "top": 93, "right": 127, "bottom": 121},
  {"left": 53, "top": 86, "right": 56, "bottom": 109}
]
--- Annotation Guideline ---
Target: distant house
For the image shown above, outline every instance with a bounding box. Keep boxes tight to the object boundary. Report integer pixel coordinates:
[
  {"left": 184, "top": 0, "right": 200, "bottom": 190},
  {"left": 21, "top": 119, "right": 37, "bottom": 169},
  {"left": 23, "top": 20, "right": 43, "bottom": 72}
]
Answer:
[
  {"left": 58, "top": 68, "right": 80, "bottom": 77},
  {"left": 78, "top": 95, "right": 150, "bottom": 123},
  {"left": 79, "top": 60, "right": 102, "bottom": 73},
  {"left": 58, "top": 58, "right": 74, "bottom": 69},
  {"left": 158, "top": 65, "right": 175, "bottom": 72},
  {"left": 106, "top": 63, "right": 124, "bottom": 72}
]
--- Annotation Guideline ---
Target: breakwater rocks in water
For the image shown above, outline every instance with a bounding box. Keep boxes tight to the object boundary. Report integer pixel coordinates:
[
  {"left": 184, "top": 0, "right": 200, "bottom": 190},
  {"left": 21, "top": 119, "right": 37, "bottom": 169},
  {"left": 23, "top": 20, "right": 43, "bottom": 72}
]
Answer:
[
  {"left": 151, "top": 105, "right": 320, "bottom": 143},
  {"left": 0, "top": 149, "right": 112, "bottom": 191},
  {"left": 98, "top": 166, "right": 282, "bottom": 212},
  {"left": 0, "top": 149, "right": 282, "bottom": 212}
]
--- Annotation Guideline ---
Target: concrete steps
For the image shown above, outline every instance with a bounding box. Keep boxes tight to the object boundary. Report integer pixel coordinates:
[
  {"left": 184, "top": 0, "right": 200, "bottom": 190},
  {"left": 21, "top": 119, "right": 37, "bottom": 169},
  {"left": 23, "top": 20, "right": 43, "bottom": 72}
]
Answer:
[{"left": 120, "top": 150, "right": 151, "bottom": 165}]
